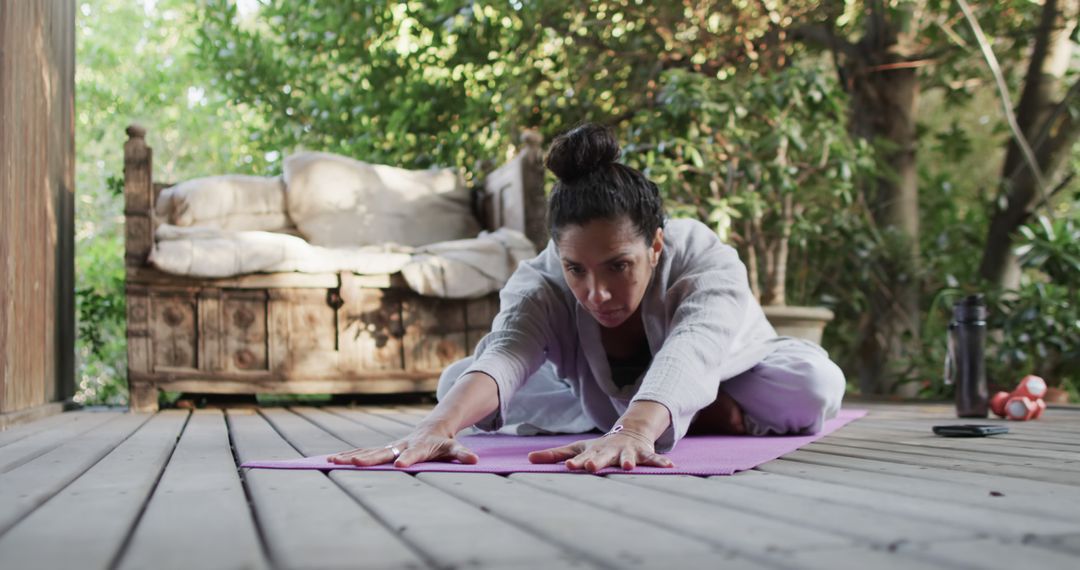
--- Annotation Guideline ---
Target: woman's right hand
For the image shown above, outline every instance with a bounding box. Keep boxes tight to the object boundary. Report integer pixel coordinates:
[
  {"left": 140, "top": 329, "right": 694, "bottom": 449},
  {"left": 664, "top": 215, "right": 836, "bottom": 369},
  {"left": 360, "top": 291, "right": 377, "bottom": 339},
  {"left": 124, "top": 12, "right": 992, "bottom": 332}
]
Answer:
[{"left": 326, "top": 429, "right": 479, "bottom": 468}]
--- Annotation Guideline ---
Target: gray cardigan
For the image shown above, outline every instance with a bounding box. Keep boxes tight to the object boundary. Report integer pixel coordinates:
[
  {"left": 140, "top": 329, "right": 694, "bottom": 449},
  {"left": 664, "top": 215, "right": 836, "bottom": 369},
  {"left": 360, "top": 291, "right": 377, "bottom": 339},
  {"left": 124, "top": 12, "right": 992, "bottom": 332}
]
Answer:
[{"left": 463, "top": 218, "right": 780, "bottom": 451}]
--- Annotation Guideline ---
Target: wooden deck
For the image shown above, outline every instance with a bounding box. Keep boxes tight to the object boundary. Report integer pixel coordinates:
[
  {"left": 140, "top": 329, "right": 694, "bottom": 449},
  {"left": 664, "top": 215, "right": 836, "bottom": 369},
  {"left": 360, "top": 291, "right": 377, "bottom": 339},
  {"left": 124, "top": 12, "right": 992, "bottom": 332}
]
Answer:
[{"left": 0, "top": 401, "right": 1078, "bottom": 569}]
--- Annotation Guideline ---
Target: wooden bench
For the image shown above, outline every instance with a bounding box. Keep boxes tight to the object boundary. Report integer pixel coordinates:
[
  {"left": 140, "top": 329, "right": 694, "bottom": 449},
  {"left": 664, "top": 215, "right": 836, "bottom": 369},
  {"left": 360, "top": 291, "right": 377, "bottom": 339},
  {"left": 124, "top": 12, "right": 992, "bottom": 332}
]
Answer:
[{"left": 123, "top": 125, "right": 547, "bottom": 411}]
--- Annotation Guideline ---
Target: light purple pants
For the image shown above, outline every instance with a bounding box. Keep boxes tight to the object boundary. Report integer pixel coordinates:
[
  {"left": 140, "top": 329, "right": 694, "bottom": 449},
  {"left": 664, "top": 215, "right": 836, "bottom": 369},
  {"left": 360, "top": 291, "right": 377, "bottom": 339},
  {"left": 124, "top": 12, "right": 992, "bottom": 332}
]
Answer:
[{"left": 438, "top": 337, "right": 846, "bottom": 437}]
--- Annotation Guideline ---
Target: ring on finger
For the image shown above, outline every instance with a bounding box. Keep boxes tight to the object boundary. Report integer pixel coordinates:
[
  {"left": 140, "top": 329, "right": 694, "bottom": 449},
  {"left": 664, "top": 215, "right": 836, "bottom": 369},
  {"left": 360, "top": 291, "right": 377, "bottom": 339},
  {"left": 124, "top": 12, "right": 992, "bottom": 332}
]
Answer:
[{"left": 384, "top": 444, "right": 402, "bottom": 459}]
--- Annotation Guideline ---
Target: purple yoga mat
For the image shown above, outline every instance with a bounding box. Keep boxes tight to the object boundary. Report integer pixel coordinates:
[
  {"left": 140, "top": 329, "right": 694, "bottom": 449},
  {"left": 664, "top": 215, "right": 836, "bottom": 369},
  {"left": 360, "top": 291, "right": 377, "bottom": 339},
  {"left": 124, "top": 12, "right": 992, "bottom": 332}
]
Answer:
[{"left": 243, "top": 409, "right": 865, "bottom": 476}]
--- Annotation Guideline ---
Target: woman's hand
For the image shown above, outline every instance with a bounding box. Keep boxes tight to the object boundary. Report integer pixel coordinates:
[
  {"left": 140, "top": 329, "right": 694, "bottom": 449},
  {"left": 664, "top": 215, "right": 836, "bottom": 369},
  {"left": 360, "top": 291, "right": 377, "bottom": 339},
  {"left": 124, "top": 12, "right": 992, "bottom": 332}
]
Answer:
[
  {"left": 327, "top": 430, "right": 479, "bottom": 469},
  {"left": 328, "top": 371, "right": 499, "bottom": 468},
  {"left": 527, "top": 431, "right": 674, "bottom": 473}
]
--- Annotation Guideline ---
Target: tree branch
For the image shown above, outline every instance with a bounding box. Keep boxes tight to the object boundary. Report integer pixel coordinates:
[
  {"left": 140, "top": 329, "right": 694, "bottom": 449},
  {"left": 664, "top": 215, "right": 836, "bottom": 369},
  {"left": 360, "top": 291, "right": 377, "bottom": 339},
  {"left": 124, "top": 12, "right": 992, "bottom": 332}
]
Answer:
[
  {"left": 789, "top": 23, "right": 858, "bottom": 59},
  {"left": 956, "top": 0, "right": 1051, "bottom": 213}
]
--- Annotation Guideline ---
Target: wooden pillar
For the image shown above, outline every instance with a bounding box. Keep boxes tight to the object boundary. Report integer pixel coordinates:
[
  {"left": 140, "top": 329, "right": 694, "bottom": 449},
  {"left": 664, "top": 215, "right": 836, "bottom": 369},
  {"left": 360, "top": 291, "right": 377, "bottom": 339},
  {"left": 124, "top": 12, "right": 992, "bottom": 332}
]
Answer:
[
  {"left": 124, "top": 125, "right": 157, "bottom": 411},
  {"left": 0, "top": 0, "right": 76, "bottom": 425},
  {"left": 518, "top": 130, "right": 550, "bottom": 253},
  {"left": 478, "top": 130, "right": 550, "bottom": 254}
]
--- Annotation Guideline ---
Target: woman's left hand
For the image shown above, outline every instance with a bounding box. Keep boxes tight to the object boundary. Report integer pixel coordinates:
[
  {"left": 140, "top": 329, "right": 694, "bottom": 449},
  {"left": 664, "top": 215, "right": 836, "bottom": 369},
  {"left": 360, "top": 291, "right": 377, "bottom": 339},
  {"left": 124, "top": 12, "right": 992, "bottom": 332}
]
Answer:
[{"left": 527, "top": 433, "right": 675, "bottom": 472}]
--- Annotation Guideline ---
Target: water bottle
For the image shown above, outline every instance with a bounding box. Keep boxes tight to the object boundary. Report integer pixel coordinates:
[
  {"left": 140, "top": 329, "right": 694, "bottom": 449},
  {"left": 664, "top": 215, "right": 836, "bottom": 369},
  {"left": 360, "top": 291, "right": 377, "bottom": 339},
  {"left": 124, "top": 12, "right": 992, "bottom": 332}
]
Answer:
[{"left": 947, "top": 295, "right": 989, "bottom": 418}]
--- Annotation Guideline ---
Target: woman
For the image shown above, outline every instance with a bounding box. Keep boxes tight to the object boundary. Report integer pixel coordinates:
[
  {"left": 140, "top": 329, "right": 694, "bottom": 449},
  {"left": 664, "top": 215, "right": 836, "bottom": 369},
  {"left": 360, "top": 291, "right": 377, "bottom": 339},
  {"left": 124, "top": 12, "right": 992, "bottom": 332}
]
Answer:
[{"left": 329, "top": 124, "right": 845, "bottom": 473}]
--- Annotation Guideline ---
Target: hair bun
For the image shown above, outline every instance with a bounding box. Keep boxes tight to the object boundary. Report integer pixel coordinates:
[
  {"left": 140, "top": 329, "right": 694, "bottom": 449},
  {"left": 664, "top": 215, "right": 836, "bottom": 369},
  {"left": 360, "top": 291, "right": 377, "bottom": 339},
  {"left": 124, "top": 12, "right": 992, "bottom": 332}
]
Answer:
[{"left": 544, "top": 123, "right": 621, "bottom": 183}]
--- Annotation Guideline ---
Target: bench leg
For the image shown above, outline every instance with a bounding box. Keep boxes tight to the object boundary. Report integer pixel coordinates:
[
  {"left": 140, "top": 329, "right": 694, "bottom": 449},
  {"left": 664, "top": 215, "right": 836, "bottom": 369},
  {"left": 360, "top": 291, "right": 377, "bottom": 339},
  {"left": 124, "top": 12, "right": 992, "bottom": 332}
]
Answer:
[{"left": 129, "top": 383, "right": 160, "bottom": 412}]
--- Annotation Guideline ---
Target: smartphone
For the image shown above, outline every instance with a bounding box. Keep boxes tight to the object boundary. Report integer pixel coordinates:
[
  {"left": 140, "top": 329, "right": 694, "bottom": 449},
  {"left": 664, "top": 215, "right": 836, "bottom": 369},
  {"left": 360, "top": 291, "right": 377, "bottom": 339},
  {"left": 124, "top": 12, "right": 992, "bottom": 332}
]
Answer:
[{"left": 932, "top": 424, "right": 1010, "bottom": 437}]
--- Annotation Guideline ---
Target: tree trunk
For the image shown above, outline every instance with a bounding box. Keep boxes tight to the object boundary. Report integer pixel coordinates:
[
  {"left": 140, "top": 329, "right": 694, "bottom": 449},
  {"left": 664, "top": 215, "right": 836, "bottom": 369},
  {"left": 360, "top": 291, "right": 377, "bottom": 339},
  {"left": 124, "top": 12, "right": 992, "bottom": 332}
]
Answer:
[
  {"left": 979, "top": 0, "right": 1079, "bottom": 289},
  {"left": 844, "top": 6, "right": 923, "bottom": 396}
]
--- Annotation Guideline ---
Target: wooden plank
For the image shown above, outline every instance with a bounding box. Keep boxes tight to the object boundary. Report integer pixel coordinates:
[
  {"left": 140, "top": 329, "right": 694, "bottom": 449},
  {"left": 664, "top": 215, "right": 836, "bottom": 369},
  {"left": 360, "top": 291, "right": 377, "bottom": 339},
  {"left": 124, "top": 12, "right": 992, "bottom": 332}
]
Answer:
[
  {"left": 127, "top": 266, "right": 339, "bottom": 289},
  {"left": 0, "top": 411, "right": 118, "bottom": 473},
  {"left": 126, "top": 286, "right": 153, "bottom": 386},
  {"left": 394, "top": 405, "right": 434, "bottom": 417},
  {"left": 836, "top": 427, "right": 1080, "bottom": 453},
  {"left": 289, "top": 406, "right": 395, "bottom": 450},
  {"left": 197, "top": 288, "right": 224, "bottom": 371},
  {"left": 0, "top": 411, "right": 188, "bottom": 569},
  {"left": 831, "top": 425, "right": 1080, "bottom": 459},
  {"left": 226, "top": 410, "right": 425, "bottom": 570},
  {"left": 855, "top": 424, "right": 1080, "bottom": 448},
  {"left": 0, "top": 402, "right": 66, "bottom": 431},
  {"left": 0, "top": 413, "right": 153, "bottom": 535},
  {"left": 258, "top": 407, "right": 356, "bottom": 457},
  {"left": 851, "top": 409, "right": 1080, "bottom": 430},
  {"left": 419, "top": 472, "right": 763, "bottom": 569},
  {"left": 847, "top": 404, "right": 1080, "bottom": 431},
  {"left": 117, "top": 410, "right": 267, "bottom": 570},
  {"left": 1027, "top": 533, "right": 1080, "bottom": 556},
  {"left": 802, "top": 441, "right": 1080, "bottom": 485},
  {"left": 361, "top": 408, "right": 425, "bottom": 429},
  {"left": 262, "top": 408, "right": 596, "bottom": 569},
  {"left": 758, "top": 459, "right": 1080, "bottom": 520},
  {"left": 721, "top": 470, "right": 1080, "bottom": 538},
  {"left": 815, "top": 436, "right": 1080, "bottom": 473},
  {"left": 326, "top": 406, "right": 415, "bottom": 438},
  {"left": 761, "top": 545, "right": 959, "bottom": 569},
  {"left": 144, "top": 377, "right": 438, "bottom": 394},
  {"left": 512, "top": 473, "right": 853, "bottom": 554},
  {"left": 782, "top": 450, "right": 1080, "bottom": 507},
  {"left": 908, "top": 537, "right": 1080, "bottom": 568},
  {"left": 334, "top": 472, "right": 596, "bottom": 570},
  {"left": 614, "top": 474, "right": 974, "bottom": 545},
  {"left": 842, "top": 417, "right": 1080, "bottom": 447},
  {"left": 0, "top": 409, "right": 85, "bottom": 448},
  {"left": 267, "top": 289, "right": 292, "bottom": 374}
]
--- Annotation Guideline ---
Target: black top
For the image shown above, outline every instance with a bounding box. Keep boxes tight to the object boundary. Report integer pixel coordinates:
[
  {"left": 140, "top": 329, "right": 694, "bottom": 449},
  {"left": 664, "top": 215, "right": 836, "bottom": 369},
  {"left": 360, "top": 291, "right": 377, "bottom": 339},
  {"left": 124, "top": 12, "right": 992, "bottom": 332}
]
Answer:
[{"left": 606, "top": 336, "right": 652, "bottom": 389}]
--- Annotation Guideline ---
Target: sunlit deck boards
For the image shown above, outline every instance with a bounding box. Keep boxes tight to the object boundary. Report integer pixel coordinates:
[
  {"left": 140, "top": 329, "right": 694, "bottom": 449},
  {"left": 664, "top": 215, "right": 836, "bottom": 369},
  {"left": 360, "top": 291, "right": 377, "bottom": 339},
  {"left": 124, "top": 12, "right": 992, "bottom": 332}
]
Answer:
[{"left": 0, "top": 402, "right": 1078, "bottom": 569}]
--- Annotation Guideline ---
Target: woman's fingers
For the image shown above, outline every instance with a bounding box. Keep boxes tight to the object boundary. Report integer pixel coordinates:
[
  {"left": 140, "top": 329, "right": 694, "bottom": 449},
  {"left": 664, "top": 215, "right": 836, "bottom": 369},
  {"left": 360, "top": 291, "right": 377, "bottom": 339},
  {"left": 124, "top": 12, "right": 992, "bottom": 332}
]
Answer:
[
  {"left": 640, "top": 452, "right": 675, "bottom": 468},
  {"left": 619, "top": 449, "right": 637, "bottom": 471},
  {"left": 329, "top": 438, "right": 481, "bottom": 469},
  {"left": 450, "top": 443, "right": 479, "bottom": 465},
  {"left": 327, "top": 443, "right": 407, "bottom": 467},
  {"left": 580, "top": 447, "right": 621, "bottom": 472},
  {"left": 328, "top": 448, "right": 374, "bottom": 465},
  {"left": 396, "top": 444, "right": 434, "bottom": 468},
  {"left": 527, "top": 442, "right": 584, "bottom": 464}
]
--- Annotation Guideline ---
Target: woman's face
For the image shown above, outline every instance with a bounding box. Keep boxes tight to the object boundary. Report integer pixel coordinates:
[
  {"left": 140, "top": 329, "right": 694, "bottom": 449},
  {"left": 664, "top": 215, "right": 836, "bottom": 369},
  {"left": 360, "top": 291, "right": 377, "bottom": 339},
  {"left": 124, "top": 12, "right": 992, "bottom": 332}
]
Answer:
[{"left": 556, "top": 216, "right": 663, "bottom": 328}]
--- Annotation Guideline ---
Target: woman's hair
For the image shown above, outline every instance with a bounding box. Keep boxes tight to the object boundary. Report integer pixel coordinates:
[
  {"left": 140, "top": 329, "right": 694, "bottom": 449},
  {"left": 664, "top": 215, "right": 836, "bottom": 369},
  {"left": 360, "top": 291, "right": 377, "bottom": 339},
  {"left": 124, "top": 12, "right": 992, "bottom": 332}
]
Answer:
[{"left": 545, "top": 123, "right": 665, "bottom": 245}]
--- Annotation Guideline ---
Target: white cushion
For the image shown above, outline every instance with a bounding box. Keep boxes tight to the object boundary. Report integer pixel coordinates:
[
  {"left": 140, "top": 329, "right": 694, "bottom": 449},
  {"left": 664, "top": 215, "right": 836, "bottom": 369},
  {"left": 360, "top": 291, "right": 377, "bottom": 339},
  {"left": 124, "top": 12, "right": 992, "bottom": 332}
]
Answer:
[
  {"left": 155, "top": 175, "right": 289, "bottom": 232},
  {"left": 283, "top": 151, "right": 480, "bottom": 248},
  {"left": 149, "top": 224, "right": 536, "bottom": 298}
]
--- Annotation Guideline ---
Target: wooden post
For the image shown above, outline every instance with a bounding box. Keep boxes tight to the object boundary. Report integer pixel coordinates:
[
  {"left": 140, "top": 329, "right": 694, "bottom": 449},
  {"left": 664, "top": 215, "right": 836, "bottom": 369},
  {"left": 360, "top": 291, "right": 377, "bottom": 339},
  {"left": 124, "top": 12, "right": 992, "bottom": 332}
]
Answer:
[
  {"left": 124, "top": 125, "right": 157, "bottom": 411},
  {"left": 124, "top": 124, "right": 154, "bottom": 267},
  {"left": 519, "top": 130, "right": 549, "bottom": 252},
  {"left": 478, "top": 130, "right": 549, "bottom": 253}
]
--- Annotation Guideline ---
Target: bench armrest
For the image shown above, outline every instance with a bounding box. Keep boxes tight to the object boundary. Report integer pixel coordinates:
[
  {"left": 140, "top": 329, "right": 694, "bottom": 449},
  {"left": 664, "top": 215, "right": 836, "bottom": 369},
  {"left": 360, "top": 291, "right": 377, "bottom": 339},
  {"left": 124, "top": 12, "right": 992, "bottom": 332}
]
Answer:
[{"left": 475, "top": 130, "right": 548, "bottom": 252}]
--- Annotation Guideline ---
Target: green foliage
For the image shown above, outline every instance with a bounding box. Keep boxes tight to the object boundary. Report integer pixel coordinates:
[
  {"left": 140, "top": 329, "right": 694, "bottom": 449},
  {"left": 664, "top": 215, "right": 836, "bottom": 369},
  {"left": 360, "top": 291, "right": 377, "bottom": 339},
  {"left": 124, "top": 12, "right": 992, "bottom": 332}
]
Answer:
[
  {"left": 990, "top": 213, "right": 1080, "bottom": 392},
  {"left": 988, "top": 281, "right": 1079, "bottom": 394},
  {"left": 626, "top": 66, "right": 875, "bottom": 305},
  {"left": 1014, "top": 215, "right": 1080, "bottom": 286},
  {"left": 75, "top": 0, "right": 262, "bottom": 405},
  {"left": 73, "top": 230, "right": 127, "bottom": 405}
]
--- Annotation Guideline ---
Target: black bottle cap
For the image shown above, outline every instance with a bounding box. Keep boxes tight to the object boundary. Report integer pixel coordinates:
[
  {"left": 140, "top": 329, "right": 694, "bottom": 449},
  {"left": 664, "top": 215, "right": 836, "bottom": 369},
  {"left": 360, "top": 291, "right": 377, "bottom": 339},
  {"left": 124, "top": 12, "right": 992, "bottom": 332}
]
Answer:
[{"left": 953, "top": 294, "right": 987, "bottom": 323}]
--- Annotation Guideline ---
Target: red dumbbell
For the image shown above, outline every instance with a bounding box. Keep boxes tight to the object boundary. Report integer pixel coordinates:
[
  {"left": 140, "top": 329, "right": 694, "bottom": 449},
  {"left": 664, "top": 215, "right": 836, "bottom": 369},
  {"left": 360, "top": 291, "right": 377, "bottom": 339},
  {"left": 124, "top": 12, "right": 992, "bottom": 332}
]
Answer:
[{"left": 990, "top": 375, "right": 1048, "bottom": 421}]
